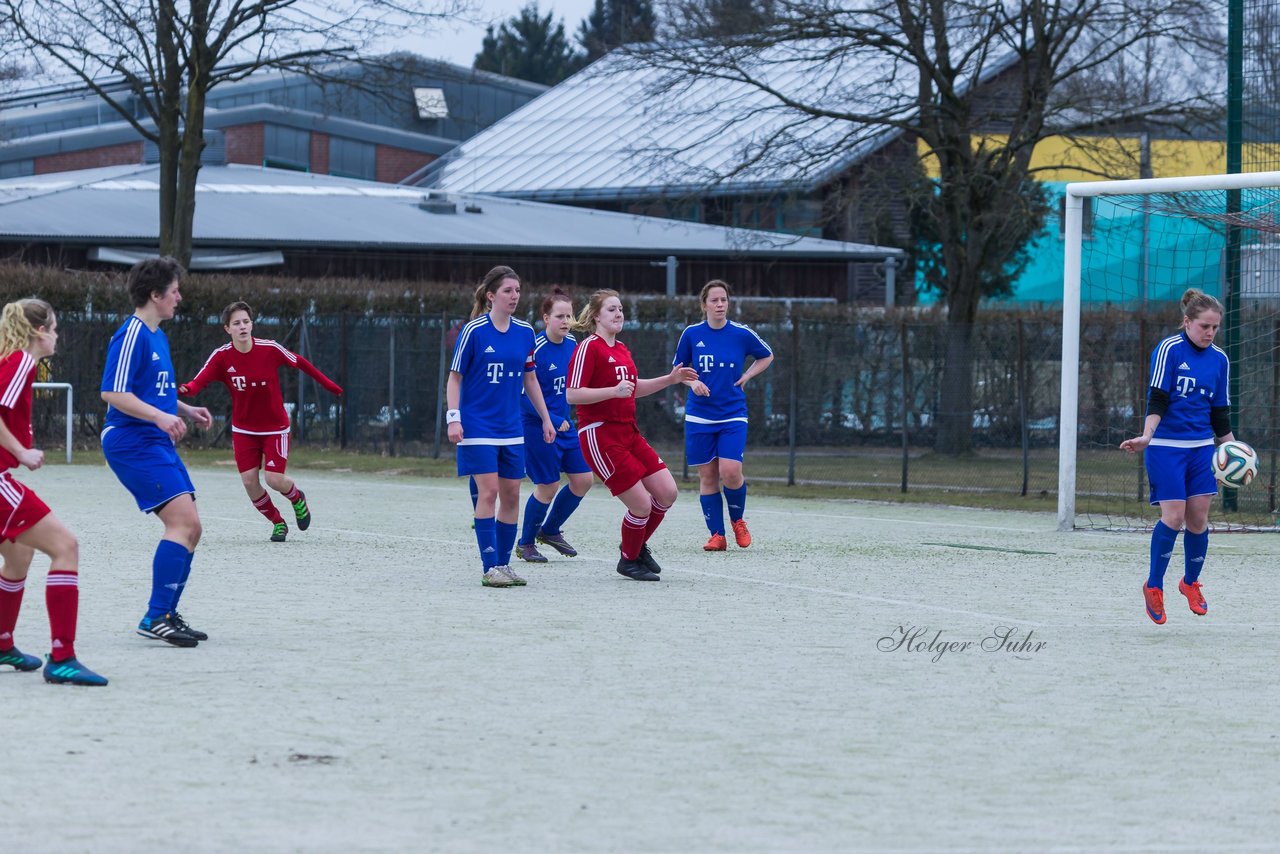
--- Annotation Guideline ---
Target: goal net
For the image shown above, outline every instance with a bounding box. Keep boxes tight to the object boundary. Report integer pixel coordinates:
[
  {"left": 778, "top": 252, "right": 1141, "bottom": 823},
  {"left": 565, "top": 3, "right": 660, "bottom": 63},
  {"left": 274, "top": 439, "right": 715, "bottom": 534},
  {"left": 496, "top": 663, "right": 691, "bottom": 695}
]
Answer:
[{"left": 1058, "top": 172, "right": 1280, "bottom": 531}]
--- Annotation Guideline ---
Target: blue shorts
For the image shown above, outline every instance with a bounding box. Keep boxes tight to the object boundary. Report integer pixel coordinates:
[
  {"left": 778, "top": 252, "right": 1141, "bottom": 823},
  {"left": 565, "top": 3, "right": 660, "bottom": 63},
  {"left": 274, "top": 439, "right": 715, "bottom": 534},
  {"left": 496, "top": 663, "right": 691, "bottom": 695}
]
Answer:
[
  {"left": 1146, "top": 443, "right": 1217, "bottom": 505},
  {"left": 523, "top": 424, "right": 591, "bottom": 485},
  {"left": 102, "top": 425, "right": 196, "bottom": 513},
  {"left": 457, "top": 443, "right": 526, "bottom": 479},
  {"left": 685, "top": 421, "right": 748, "bottom": 467}
]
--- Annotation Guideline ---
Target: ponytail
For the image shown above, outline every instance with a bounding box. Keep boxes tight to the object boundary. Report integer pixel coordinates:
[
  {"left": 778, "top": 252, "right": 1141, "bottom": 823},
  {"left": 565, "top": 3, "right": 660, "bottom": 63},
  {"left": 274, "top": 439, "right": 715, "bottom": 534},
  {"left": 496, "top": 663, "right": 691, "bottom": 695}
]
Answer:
[
  {"left": 471, "top": 266, "right": 520, "bottom": 319},
  {"left": 1181, "top": 288, "right": 1223, "bottom": 322},
  {"left": 0, "top": 299, "right": 54, "bottom": 359}
]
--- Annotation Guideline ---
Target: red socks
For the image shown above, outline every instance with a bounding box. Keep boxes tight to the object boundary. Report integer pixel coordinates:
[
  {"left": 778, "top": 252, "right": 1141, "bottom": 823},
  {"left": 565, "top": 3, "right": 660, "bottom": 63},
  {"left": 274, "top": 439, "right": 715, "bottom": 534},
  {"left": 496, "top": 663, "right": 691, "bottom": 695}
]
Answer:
[
  {"left": 46, "top": 570, "right": 78, "bottom": 662},
  {"left": 283, "top": 485, "right": 302, "bottom": 503},
  {"left": 621, "top": 512, "right": 648, "bottom": 560},
  {"left": 643, "top": 498, "right": 670, "bottom": 543},
  {"left": 0, "top": 575, "right": 24, "bottom": 651},
  {"left": 253, "top": 493, "right": 285, "bottom": 524}
]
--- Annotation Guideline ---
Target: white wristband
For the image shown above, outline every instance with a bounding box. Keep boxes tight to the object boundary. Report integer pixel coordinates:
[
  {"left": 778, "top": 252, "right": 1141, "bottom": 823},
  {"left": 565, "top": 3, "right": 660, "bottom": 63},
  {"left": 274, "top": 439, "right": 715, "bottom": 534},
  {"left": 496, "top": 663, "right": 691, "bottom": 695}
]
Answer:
[{"left": 446, "top": 409, "right": 461, "bottom": 424}]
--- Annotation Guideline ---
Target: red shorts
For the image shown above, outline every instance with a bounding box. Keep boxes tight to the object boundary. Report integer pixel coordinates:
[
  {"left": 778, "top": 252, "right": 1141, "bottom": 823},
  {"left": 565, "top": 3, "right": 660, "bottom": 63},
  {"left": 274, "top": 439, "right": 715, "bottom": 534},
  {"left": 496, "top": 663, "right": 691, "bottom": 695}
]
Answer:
[
  {"left": 578, "top": 421, "right": 666, "bottom": 496},
  {"left": 0, "top": 471, "right": 51, "bottom": 542},
  {"left": 232, "top": 431, "right": 290, "bottom": 474}
]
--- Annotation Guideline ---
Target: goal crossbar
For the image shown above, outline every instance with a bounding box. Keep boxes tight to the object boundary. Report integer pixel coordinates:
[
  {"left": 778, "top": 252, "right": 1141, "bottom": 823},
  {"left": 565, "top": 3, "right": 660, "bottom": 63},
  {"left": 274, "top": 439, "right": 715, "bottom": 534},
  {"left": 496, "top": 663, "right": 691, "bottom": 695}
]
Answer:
[{"left": 1057, "top": 170, "right": 1280, "bottom": 530}]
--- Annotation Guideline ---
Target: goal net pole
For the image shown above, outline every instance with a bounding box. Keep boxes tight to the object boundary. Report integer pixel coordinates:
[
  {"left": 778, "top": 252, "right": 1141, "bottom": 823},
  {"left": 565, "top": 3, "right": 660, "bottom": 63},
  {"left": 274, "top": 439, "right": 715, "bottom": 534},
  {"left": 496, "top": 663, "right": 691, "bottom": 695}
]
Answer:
[{"left": 1058, "top": 169, "right": 1280, "bottom": 531}]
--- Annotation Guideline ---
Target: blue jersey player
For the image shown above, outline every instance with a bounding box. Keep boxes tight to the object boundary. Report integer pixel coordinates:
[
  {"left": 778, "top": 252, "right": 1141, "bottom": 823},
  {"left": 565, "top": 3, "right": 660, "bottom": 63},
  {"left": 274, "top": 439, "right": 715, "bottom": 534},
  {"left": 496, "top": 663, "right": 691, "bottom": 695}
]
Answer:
[
  {"left": 515, "top": 289, "right": 593, "bottom": 564},
  {"left": 674, "top": 280, "right": 773, "bottom": 551},
  {"left": 446, "top": 266, "right": 555, "bottom": 588},
  {"left": 1121, "top": 288, "right": 1236, "bottom": 625},
  {"left": 100, "top": 257, "right": 214, "bottom": 647}
]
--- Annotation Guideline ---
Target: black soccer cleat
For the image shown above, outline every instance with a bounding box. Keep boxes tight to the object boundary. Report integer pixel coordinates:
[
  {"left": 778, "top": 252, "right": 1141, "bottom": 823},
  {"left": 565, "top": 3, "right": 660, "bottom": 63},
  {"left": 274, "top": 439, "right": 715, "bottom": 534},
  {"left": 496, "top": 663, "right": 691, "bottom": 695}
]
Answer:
[
  {"left": 637, "top": 543, "right": 662, "bottom": 575},
  {"left": 270, "top": 521, "right": 288, "bottom": 542},
  {"left": 617, "top": 555, "right": 660, "bottom": 582},
  {"left": 170, "top": 612, "right": 208, "bottom": 641},
  {"left": 136, "top": 613, "right": 199, "bottom": 648}
]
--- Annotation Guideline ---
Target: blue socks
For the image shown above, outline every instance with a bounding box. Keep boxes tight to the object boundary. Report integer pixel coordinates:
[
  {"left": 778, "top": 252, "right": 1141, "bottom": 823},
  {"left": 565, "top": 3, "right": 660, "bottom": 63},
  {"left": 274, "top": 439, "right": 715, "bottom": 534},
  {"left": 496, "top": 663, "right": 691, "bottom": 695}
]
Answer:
[
  {"left": 1184, "top": 528, "right": 1208, "bottom": 584},
  {"left": 540, "top": 486, "right": 583, "bottom": 536},
  {"left": 723, "top": 483, "right": 747, "bottom": 522},
  {"left": 170, "top": 548, "right": 194, "bottom": 611},
  {"left": 520, "top": 495, "right": 550, "bottom": 546},
  {"left": 474, "top": 517, "right": 497, "bottom": 570},
  {"left": 468, "top": 477, "right": 479, "bottom": 512},
  {"left": 496, "top": 521, "right": 518, "bottom": 567},
  {"left": 148, "top": 540, "right": 189, "bottom": 619},
  {"left": 700, "top": 493, "right": 725, "bottom": 536},
  {"left": 1147, "top": 521, "right": 1179, "bottom": 589}
]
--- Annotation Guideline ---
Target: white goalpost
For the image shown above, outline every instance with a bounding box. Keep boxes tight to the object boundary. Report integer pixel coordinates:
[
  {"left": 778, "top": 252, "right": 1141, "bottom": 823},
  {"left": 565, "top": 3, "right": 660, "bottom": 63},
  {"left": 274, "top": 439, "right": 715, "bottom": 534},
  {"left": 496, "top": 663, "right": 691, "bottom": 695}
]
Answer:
[{"left": 1058, "top": 170, "right": 1280, "bottom": 531}]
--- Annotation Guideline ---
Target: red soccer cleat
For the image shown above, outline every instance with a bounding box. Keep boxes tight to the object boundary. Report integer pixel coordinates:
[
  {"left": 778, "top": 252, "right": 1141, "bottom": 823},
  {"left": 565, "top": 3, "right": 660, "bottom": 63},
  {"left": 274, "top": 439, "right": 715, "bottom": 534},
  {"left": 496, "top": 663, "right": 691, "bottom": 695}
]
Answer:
[
  {"left": 703, "top": 533, "right": 727, "bottom": 552},
  {"left": 731, "top": 518, "right": 752, "bottom": 548},
  {"left": 1143, "top": 585, "right": 1166, "bottom": 625},
  {"left": 1178, "top": 578, "right": 1208, "bottom": 616}
]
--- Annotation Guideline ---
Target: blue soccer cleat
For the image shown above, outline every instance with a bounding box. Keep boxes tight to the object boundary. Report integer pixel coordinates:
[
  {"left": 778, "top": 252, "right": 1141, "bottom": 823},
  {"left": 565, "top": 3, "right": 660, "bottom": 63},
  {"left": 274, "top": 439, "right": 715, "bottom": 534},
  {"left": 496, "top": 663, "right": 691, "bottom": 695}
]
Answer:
[
  {"left": 0, "top": 645, "right": 42, "bottom": 671},
  {"left": 43, "top": 655, "right": 108, "bottom": 686}
]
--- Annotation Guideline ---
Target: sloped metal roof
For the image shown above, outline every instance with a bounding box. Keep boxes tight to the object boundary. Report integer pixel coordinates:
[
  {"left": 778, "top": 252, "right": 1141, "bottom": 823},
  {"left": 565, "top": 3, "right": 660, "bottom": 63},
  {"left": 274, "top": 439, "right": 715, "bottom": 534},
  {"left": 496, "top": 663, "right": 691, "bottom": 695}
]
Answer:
[
  {"left": 0, "top": 164, "right": 900, "bottom": 259},
  {"left": 420, "top": 40, "right": 1017, "bottom": 201}
]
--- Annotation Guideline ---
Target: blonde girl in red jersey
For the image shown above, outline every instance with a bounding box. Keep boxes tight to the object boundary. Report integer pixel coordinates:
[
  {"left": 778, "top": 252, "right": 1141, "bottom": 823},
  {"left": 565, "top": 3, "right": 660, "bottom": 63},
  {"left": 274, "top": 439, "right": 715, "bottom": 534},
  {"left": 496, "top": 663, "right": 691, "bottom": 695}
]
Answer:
[
  {"left": 180, "top": 301, "right": 343, "bottom": 542},
  {"left": 566, "top": 290, "right": 697, "bottom": 581},
  {"left": 0, "top": 299, "right": 106, "bottom": 685}
]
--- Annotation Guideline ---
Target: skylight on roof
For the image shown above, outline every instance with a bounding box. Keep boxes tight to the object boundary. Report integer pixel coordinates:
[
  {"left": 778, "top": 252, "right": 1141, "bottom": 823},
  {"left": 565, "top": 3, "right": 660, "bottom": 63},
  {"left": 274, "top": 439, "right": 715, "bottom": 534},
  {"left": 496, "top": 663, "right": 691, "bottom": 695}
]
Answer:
[{"left": 414, "top": 87, "right": 448, "bottom": 120}]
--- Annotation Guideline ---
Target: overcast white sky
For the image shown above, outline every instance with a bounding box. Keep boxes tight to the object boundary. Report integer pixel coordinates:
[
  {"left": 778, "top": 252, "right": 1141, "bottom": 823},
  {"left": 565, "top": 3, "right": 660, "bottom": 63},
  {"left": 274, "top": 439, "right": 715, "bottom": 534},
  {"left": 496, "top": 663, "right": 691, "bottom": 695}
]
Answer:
[{"left": 401, "top": 0, "right": 600, "bottom": 69}]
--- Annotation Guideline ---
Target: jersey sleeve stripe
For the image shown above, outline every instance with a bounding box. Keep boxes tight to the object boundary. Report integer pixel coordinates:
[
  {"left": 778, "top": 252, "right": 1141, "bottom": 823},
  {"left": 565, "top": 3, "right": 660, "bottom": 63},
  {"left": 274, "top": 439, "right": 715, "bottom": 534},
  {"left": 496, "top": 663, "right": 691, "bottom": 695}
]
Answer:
[
  {"left": 450, "top": 317, "right": 485, "bottom": 373},
  {"left": 732, "top": 321, "right": 773, "bottom": 353},
  {"left": 0, "top": 353, "right": 33, "bottom": 409},
  {"left": 568, "top": 335, "right": 594, "bottom": 387},
  {"left": 1150, "top": 335, "right": 1180, "bottom": 389},
  {"left": 193, "top": 343, "right": 231, "bottom": 378},
  {"left": 260, "top": 339, "right": 298, "bottom": 364},
  {"left": 112, "top": 318, "right": 142, "bottom": 392}
]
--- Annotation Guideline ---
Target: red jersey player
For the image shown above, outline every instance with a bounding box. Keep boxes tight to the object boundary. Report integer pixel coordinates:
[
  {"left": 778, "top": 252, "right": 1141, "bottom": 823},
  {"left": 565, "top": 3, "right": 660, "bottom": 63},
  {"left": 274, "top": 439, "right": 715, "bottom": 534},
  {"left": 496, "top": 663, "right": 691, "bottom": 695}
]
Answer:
[
  {"left": 566, "top": 290, "right": 697, "bottom": 581},
  {"left": 0, "top": 299, "right": 106, "bottom": 685},
  {"left": 180, "top": 301, "right": 343, "bottom": 542}
]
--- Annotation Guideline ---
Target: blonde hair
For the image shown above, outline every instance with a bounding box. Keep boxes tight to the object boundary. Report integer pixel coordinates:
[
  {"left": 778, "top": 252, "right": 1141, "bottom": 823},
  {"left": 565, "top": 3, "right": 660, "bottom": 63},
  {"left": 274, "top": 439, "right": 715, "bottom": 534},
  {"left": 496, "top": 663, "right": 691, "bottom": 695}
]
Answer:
[
  {"left": 471, "top": 266, "right": 520, "bottom": 319},
  {"left": 0, "top": 299, "right": 54, "bottom": 359},
  {"left": 570, "top": 289, "right": 620, "bottom": 334},
  {"left": 1181, "top": 288, "right": 1223, "bottom": 322}
]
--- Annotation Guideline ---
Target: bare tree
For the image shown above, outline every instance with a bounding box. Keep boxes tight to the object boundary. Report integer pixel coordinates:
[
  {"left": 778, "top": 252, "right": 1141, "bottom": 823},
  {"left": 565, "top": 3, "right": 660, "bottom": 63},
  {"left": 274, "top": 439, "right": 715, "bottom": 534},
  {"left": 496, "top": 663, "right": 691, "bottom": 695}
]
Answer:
[
  {"left": 625, "top": 0, "right": 1223, "bottom": 454},
  {"left": 0, "top": 0, "right": 465, "bottom": 266}
]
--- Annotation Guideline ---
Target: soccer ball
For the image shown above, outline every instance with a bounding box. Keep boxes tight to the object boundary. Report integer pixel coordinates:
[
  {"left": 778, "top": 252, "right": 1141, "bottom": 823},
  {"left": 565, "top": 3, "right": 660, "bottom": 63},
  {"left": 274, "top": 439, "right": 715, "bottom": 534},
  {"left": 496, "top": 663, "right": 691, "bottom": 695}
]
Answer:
[{"left": 1213, "top": 440, "right": 1259, "bottom": 488}]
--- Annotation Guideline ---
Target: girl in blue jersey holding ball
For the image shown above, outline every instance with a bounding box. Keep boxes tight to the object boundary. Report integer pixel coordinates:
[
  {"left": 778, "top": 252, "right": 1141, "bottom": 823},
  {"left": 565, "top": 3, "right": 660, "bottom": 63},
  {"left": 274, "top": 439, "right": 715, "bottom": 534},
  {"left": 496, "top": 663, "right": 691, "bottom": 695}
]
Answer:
[
  {"left": 447, "top": 266, "right": 555, "bottom": 588},
  {"left": 1121, "top": 288, "right": 1236, "bottom": 624},
  {"left": 674, "top": 280, "right": 773, "bottom": 551},
  {"left": 515, "top": 288, "right": 593, "bottom": 563}
]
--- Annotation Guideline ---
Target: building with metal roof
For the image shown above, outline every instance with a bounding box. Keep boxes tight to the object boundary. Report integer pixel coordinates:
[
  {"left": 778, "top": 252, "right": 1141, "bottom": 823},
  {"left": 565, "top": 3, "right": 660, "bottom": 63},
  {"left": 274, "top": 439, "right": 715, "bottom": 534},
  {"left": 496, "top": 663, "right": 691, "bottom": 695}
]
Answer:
[
  {"left": 410, "top": 43, "right": 1018, "bottom": 300},
  {"left": 0, "top": 55, "right": 546, "bottom": 183},
  {"left": 0, "top": 164, "right": 901, "bottom": 299}
]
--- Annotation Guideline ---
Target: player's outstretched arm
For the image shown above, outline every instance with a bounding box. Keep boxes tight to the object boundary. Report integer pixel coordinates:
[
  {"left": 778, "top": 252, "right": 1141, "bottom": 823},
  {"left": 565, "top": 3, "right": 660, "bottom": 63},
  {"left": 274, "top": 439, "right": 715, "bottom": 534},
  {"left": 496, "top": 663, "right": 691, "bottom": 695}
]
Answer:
[
  {"left": 178, "top": 401, "right": 213, "bottom": 430},
  {"left": 1120, "top": 414, "right": 1161, "bottom": 454},
  {"left": 294, "top": 353, "right": 343, "bottom": 396},
  {"left": 181, "top": 349, "right": 224, "bottom": 396},
  {"left": 635, "top": 363, "right": 697, "bottom": 399}
]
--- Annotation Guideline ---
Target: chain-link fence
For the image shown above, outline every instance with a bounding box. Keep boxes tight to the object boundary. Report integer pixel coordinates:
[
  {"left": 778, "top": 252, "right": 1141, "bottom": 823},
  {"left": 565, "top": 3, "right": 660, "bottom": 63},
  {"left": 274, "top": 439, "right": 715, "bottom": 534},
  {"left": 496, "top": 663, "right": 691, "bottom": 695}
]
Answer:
[{"left": 30, "top": 300, "right": 1273, "bottom": 522}]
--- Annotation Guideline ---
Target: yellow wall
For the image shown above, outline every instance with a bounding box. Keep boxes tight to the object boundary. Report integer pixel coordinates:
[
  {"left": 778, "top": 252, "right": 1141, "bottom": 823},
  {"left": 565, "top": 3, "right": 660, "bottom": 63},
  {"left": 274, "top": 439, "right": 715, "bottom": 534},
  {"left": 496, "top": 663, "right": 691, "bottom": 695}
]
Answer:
[{"left": 919, "top": 135, "right": 1230, "bottom": 181}]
